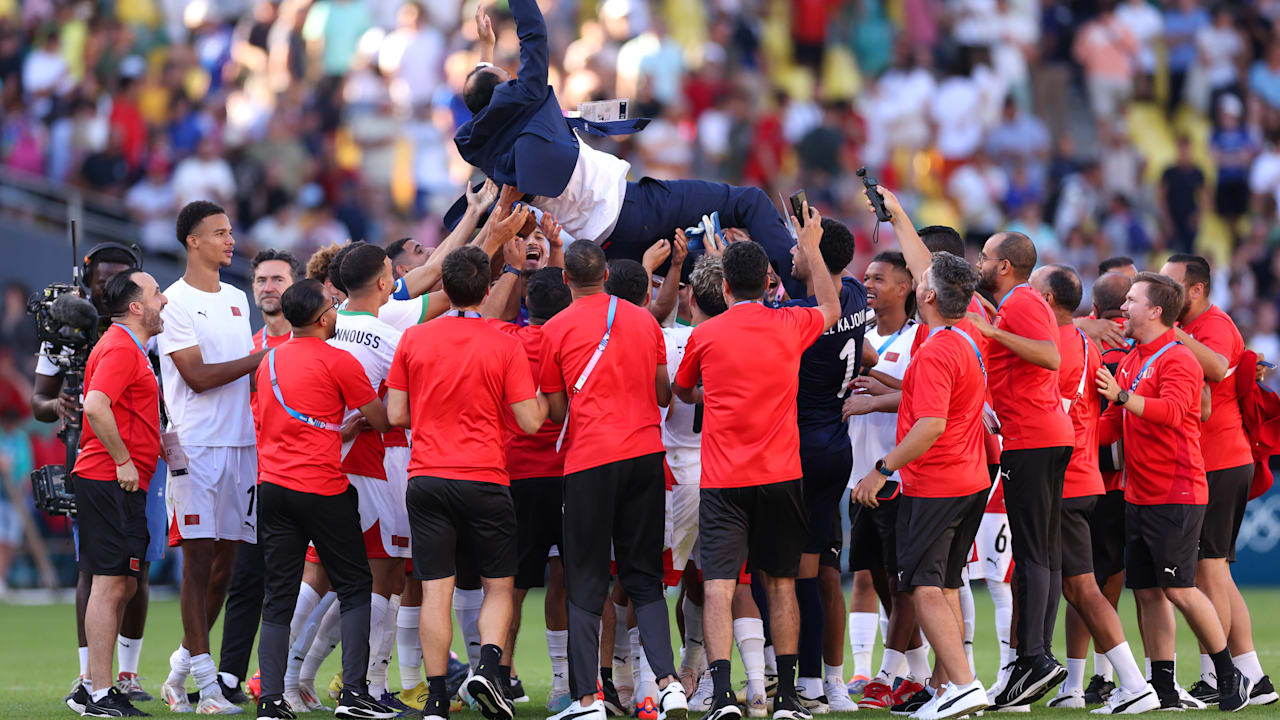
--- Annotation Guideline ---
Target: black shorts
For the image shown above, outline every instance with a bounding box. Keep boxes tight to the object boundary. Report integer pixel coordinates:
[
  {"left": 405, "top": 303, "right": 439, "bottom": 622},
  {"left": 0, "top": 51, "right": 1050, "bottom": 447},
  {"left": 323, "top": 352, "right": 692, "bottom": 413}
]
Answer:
[
  {"left": 1090, "top": 489, "right": 1126, "bottom": 582},
  {"left": 820, "top": 521, "right": 842, "bottom": 571},
  {"left": 1061, "top": 495, "right": 1098, "bottom": 577},
  {"left": 895, "top": 490, "right": 986, "bottom": 590},
  {"left": 848, "top": 495, "right": 898, "bottom": 574},
  {"left": 801, "top": 447, "right": 854, "bottom": 555},
  {"left": 511, "top": 476, "right": 563, "bottom": 589},
  {"left": 407, "top": 476, "right": 516, "bottom": 581},
  {"left": 73, "top": 475, "right": 149, "bottom": 577},
  {"left": 1124, "top": 502, "right": 1205, "bottom": 589},
  {"left": 699, "top": 479, "right": 807, "bottom": 580},
  {"left": 1200, "top": 464, "right": 1251, "bottom": 562}
]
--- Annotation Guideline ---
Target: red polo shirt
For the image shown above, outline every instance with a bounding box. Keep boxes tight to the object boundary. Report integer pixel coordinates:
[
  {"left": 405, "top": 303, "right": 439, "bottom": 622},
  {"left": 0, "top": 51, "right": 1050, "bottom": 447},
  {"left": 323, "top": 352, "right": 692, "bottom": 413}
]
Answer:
[
  {"left": 74, "top": 325, "right": 161, "bottom": 488},
  {"left": 988, "top": 284, "right": 1073, "bottom": 451},
  {"left": 1056, "top": 323, "right": 1104, "bottom": 498},
  {"left": 1098, "top": 329, "right": 1207, "bottom": 505},
  {"left": 1181, "top": 305, "right": 1253, "bottom": 472},
  {"left": 915, "top": 295, "right": 1002, "bottom": 465}
]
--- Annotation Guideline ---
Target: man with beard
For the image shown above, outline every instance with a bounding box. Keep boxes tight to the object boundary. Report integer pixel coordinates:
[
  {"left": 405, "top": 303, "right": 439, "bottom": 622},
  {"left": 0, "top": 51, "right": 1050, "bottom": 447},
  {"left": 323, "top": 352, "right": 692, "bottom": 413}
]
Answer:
[
  {"left": 73, "top": 269, "right": 168, "bottom": 718},
  {"left": 387, "top": 238, "right": 430, "bottom": 281}
]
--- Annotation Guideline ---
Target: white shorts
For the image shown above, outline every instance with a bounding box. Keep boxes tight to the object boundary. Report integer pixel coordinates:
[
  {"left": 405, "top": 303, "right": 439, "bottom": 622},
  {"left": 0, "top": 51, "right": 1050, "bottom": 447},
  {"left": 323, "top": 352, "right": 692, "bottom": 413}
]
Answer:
[
  {"left": 665, "top": 481, "right": 700, "bottom": 573},
  {"left": 166, "top": 445, "right": 258, "bottom": 545},
  {"left": 967, "top": 512, "right": 1013, "bottom": 583},
  {"left": 351, "top": 470, "right": 410, "bottom": 560},
  {"left": 382, "top": 446, "right": 412, "bottom": 558}
]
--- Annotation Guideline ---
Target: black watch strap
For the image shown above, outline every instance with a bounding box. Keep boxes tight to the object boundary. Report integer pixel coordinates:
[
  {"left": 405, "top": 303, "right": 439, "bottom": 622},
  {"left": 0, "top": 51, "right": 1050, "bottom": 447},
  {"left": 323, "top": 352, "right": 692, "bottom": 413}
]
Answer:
[{"left": 503, "top": 264, "right": 521, "bottom": 276}]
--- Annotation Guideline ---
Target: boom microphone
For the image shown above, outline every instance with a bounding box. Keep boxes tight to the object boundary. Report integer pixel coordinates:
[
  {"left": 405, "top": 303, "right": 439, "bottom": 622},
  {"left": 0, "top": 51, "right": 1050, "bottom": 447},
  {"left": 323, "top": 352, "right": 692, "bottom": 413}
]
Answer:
[{"left": 50, "top": 293, "right": 99, "bottom": 336}]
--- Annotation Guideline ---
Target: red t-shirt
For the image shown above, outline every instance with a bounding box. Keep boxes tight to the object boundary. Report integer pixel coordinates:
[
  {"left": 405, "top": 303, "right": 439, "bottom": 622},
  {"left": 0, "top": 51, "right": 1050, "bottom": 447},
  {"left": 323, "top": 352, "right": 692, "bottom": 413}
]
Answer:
[
  {"left": 897, "top": 319, "right": 990, "bottom": 498},
  {"left": 1098, "top": 329, "right": 1207, "bottom": 505},
  {"left": 489, "top": 320, "right": 566, "bottom": 481},
  {"left": 388, "top": 315, "right": 536, "bottom": 485},
  {"left": 916, "top": 295, "right": 1001, "bottom": 464},
  {"left": 252, "top": 337, "right": 378, "bottom": 496},
  {"left": 539, "top": 293, "right": 666, "bottom": 475},
  {"left": 74, "top": 325, "right": 161, "bottom": 487},
  {"left": 1098, "top": 317, "right": 1132, "bottom": 493},
  {"left": 250, "top": 328, "right": 291, "bottom": 435},
  {"left": 1056, "top": 324, "right": 1104, "bottom": 498},
  {"left": 1181, "top": 305, "right": 1253, "bottom": 472},
  {"left": 988, "top": 284, "right": 1074, "bottom": 451},
  {"left": 675, "top": 302, "right": 825, "bottom": 489}
]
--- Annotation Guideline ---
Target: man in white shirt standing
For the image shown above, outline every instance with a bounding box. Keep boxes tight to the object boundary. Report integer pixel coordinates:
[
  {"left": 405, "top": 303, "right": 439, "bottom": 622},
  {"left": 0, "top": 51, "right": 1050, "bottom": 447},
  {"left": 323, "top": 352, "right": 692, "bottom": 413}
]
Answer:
[{"left": 159, "top": 201, "right": 267, "bottom": 714}]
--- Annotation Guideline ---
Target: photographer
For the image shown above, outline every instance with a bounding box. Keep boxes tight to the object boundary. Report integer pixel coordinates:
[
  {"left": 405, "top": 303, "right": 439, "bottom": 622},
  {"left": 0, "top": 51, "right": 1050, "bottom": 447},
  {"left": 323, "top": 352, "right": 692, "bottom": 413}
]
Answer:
[
  {"left": 30, "top": 244, "right": 164, "bottom": 710},
  {"left": 71, "top": 268, "right": 167, "bottom": 717}
]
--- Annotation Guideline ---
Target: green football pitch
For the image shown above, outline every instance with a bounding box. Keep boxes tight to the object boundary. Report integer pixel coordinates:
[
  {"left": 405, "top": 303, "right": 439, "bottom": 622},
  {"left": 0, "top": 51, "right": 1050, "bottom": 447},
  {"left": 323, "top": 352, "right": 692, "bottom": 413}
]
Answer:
[{"left": 2, "top": 585, "right": 1278, "bottom": 719}]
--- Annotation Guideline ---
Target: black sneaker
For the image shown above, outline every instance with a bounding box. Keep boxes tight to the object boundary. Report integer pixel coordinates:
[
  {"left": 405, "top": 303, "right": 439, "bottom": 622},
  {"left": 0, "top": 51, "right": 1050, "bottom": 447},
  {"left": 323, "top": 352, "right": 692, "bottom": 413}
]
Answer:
[
  {"left": 1154, "top": 686, "right": 1182, "bottom": 711},
  {"left": 771, "top": 693, "right": 813, "bottom": 720},
  {"left": 187, "top": 675, "right": 251, "bottom": 705},
  {"left": 66, "top": 679, "right": 90, "bottom": 714},
  {"left": 465, "top": 671, "right": 514, "bottom": 720},
  {"left": 508, "top": 676, "right": 529, "bottom": 703},
  {"left": 1188, "top": 679, "right": 1219, "bottom": 705},
  {"left": 1251, "top": 675, "right": 1279, "bottom": 705},
  {"left": 335, "top": 687, "right": 398, "bottom": 719},
  {"left": 83, "top": 686, "right": 150, "bottom": 717},
  {"left": 601, "top": 677, "right": 627, "bottom": 717},
  {"left": 889, "top": 689, "right": 931, "bottom": 716},
  {"left": 256, "top": 696, "right": 299, "bottom": 719},
  {"left": 991, "top": 654, "right": 1065, "bottom": 708},
  {"left": 445, "top": 657, "right": 469, "bottom": 700},
  {"left": 705, "top": 692, "right": 743, "bottom": 720},
  {"left": 1084, "top": 675, "right": 1116, "bottom": 705},
  {"left": 1217, "top": 668, "right": 1252, "bottom": 712}
]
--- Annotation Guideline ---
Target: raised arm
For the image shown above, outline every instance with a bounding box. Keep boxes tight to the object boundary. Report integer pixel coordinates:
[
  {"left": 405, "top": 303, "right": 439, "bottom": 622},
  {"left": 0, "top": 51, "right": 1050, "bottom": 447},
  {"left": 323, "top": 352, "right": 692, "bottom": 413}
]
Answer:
[
  {"left": 506, "top": 0, "right": 549, "bottom": 91},
  {"left": 870, "top": 187, "right": 932, "bottom": 282},
  {"left": 399, "top": 181, "right": 498, "bottom": 298},
  {"left": 1173, "top": 327, "right": 1229, "bottom": 382},
  {"left": 965, "top": 309, "right": 1061, "bottom": 370},
  {"left": 793, "top": 203, "right": 840, "bottom": 330}
]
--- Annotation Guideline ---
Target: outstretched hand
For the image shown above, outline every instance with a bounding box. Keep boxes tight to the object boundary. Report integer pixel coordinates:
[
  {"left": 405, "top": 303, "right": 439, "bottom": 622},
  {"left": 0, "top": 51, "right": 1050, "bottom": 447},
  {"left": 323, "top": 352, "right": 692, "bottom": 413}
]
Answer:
[
  {"left": 466, "top": 178, "right": 498, "bottom": 212},
  {"left": 643, "top": 239, "right": 673, "bottom": 274},
  {"left": 476, "top": 4, "right": 496, "bottom": 53}
]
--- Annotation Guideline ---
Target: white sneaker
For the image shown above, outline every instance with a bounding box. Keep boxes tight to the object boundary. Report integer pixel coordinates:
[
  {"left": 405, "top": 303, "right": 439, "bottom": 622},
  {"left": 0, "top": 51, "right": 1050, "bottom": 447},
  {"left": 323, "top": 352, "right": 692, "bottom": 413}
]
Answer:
[
  {"left": 690, "top": 671, "right": 715, "bottom": 712},
  {"left": 1174, "top": 684, "right": 1207, "bottom": 711},
  {"left": 797, "top": 678, "right": 829, "bottom": 715},
  {"left": 195, "top": 687, "right": 244, "bottom": 714},
  {"left": 162, "top": 680, "right": 194, "bottom": 713},
  {"left": 923, "top": 681, "right": 988, "bottom": 720},
  {"left": 747, "top": 691, "right": 769, "bottom": 718},
  {"left": 1047, "top": 688, "right": 1086, "bottom": 709},
  {"left": 1091, "top": 684, "right": 1160, "bottom": 715},
  {"left": 824, "top": 680, "right": 858, "bottom": 712},
  {"left": 617, "top": 682, "right": 636, "bottom": 714},
  {"left": 298, "top": 680, "right": 330, "bottom": 711},
  {"left": 547, "top": 699, "right": 608, "bottom": 720},
  {"left": 658, "top": 681, "right": 689, "bottom": 720},
  {"left": 282, "top": 689, "right": 306, "bottom": 714}
]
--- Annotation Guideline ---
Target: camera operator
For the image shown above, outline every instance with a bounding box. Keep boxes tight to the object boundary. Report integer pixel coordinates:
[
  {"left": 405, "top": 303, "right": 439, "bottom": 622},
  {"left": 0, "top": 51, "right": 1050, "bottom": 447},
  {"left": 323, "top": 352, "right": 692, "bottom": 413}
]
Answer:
[
  {"left": 72, "top": 267, "right": 167, "bottom": 717},
  {"left": 30, "top": 244, "right": 166, "bottom": 711}
]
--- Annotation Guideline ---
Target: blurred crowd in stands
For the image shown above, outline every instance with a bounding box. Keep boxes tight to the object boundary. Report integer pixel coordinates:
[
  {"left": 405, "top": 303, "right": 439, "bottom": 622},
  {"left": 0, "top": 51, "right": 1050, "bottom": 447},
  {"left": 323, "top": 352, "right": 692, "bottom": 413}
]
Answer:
[{"left": 5, "top": 0, "right": 1280, "bottom": 588}]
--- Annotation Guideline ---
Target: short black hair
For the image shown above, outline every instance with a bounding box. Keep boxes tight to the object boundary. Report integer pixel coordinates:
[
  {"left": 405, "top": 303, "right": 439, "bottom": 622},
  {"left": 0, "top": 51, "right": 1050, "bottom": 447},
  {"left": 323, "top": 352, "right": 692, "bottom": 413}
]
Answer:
[
  {"left": 929, "top": 252, "right": 978, "bottom": 319},
  {"left": 564, "top": 240, "right": 607, "bottom": 285},
  {"left": 1098, "top": 256, "right": 1135, "bottom": 275},
  {"left": 995, "top": 231, "right": 1037, "bottom": 277},
  {"left": 281, "top": 278, "right": 330, "bottom": 327},
  {"left": 690, "top": 254, "right": 727, "bottom": 317},
  {"left": 441, "top": 246, "right": 490, "bottom": 307},
  {"left": 101, "top": 268, "right": 145, "bottom": 317},
  {"left": 1133, "top": 272, "right": 1186, "bottom": 327},
  {"left": 722, "top": 241, "right": 769, "bottom": 300},
  {"left": 919, "top": 225, "right": 965, "bottom": 258},
  {"left": 386, "top": 237, "right": 413, "bottom": 264},
  {"left": 463, "top": 67, "right": 503, "bottom": 114},
  {"left": 870, "top": 250, "right": 916, "bottom": 317},
  {"left": 1092, "top": 272, "right": 1131, "bottom": 316},
  {"left": 328, "top": 241, "right": 367, "bottom": 294},
  {"left": 1044, "top": 264, "right": 1083, "bottom": 313},
  {"left": 340, "top": 243, "right": 388, "bottom": 293},
  {"left": 175, "top": 200, "right": 226, "bottom": 248},
  {"left": 817, "top": 218, "right": 856, "bottom": 274},
  {"left": 605, "top": 260, "right": 650, "bottom": 306},
  {"left": 251, "top": 249, "right": 301, "bottom": 281},
  {"left": 1166, "top": 253, "right": 1212, "bottom": 293},
  {"left": 526, "top": 267, "right": 572, "bottom": 323}
]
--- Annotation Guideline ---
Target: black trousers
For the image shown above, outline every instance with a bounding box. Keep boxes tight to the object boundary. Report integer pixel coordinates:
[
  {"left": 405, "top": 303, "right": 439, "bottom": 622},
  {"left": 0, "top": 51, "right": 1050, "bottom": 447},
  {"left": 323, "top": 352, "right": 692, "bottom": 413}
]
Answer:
[
  {"left": 257, "top": 482, "right": 373, "bottom": 699},
  {"left": 562, "top": 452, "right": 675, "bottom": 698},
  {"left": 1001, "top": 446, "right": 1071, "bottom": 659},
  {"left": 219, "top": 533, "right": 265, "bottom": 684}
]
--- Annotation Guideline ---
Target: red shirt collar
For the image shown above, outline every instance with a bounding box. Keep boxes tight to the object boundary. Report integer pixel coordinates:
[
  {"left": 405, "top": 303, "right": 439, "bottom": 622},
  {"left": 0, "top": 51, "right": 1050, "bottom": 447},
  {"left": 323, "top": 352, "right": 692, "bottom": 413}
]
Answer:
[{"left": 1135, "top": 327, "right": 1177, "bottom": 355}]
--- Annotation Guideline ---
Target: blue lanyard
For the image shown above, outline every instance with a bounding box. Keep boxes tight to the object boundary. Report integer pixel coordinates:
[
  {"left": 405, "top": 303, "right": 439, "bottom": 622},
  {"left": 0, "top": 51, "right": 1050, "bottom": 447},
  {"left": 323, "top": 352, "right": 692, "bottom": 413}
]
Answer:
[
  {"left": 733, "top": 300, "right": 760, "bottom": 307},
  {"left": 996, "top": 283, "right": 1029, "bottom": 312},
  {"left": 448, "top": 310, "right": 483, "bottom": 318},
  {"left": 259, "top": 330, "right": 291, "bottom": 351},
  {"left": 114, "top": 323, "right": 148, "bottom": 357},
  {"left": 569, "top": 295, "right": 618, "bottom": 394},
  {"left": 267, "top": 348, "right": 342, "bottom": 432},
  {"left": 875, "top": 321, "right": 912, "bottom": 356},
  {"left": 1127, "top": 341, "right": 1179, "bottom": 394},
  {"left": 928, "top": 325, "right": 986, "bottom": 376}
]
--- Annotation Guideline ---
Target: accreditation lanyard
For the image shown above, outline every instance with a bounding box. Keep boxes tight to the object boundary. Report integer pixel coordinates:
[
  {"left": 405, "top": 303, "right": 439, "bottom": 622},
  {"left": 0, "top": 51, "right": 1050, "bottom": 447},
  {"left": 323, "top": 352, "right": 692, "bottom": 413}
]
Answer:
[
  {"left": 928, "top": 325, "right": 985, "bottom": 377},
  {"left": 557, "top": 295, "right": 619, "bottom": 452},
  {"left": 259, "top": 330, "right": 292, "bottom": 351},
  {"left": 448, "top": 310, "right": 483, "bottom": 318},
  {"left": 1127, "top": 341, "right": 1179, "bottom": 395},
  {"left": 876, "top": 320, "right": 912, "bottom": 356},
  {"left": 996, "top": 283, "right": 1029, "bottom": 313},
  {"left": 268, "top": 348, "right": 342, "bottom": 432}
]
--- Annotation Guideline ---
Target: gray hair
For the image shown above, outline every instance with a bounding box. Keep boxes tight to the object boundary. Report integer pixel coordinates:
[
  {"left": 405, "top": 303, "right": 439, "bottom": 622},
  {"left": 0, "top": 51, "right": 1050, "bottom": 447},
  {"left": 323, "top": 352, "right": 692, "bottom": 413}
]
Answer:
[{"left": 929, "top": 251, "right": 979, "bottom": 319}]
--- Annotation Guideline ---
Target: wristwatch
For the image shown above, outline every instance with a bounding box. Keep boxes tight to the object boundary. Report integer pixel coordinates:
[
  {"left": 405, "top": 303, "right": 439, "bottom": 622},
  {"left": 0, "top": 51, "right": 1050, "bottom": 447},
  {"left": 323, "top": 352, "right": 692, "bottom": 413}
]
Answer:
[
  {"left": 502, "top": 264, "right": 521, "bottom": 277},
  {"left": 1115, "top": 390, "right": 1130, "bottom": 408},
  {"left": 875, "top": 458, "right": 894, "bottom": 477}
]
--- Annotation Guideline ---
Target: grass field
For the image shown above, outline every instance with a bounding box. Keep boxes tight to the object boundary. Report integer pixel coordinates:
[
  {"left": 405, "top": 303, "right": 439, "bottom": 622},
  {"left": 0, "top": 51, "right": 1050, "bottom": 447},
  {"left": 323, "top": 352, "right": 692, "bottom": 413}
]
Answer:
[{"left": 3, "top": 584, "right": 1278, "bottom": 719}]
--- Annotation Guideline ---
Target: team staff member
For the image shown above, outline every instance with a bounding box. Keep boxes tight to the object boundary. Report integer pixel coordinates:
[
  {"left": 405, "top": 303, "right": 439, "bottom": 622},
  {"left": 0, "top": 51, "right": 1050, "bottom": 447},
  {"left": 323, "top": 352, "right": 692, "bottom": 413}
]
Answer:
[
  {"left": 1093, "top": 273, "right": 1251, "bottom": 713},
  {"left": 850, "top": 252, "right": 989, "bottom": 720},
  {"left": 1030, "top": 266, "right": 1159, "bottom": 715},
  {"left": 159, "top": 201, "right": 266, "bottom": 714},
  {"left": 387, "top": 246, "right": 549, "bottom": 720},
  {"left": 968, "top": 232, "right": 1073, "bottom": 708},
  {"left": 1159, "top": 255, "right": 1276, "bottom": 705},
  {"left": 73, "top": 269, "right": 167, "bottom": 718},
  {"left": 673, "top": 204, "right": 839, "bottom": 720},
  {"left": 539, "top": 240, "right": 688, "bottom": 720},
  {"left": 251, "top": 279, "right": 396, "bottom": 720}
]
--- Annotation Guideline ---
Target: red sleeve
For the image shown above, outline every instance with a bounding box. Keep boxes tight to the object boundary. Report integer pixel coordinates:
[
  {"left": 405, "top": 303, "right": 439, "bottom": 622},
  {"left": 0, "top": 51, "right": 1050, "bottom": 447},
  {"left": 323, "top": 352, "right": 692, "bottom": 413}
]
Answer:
[
  {"left": 333, "top": 351, "right": 379, "bottom": 410},
  {"left": 1098, "top": 403, "right": 1122, "bottom": 446},
  {"left": 538, "top": 327, "right": 565, "bottom": 393},
  {"left": 1000, "top": 295, "right": 1056, "bottom": 342},
  {"left": 786, "top": 306, "right": 826, "bottom": 349},
  {"left": 86, "top": 346, "right": 134, "bottom": 402},
  {"left": 503, "top": 342, "right": 537, "bottom": 405},
  {"left": 674, "top": 329, "right": 704, "bottom": 389},
  {"left": 1193, "top": 314, "right": 1238, "bottom": 365},
  {"left": 652, "top": 315, "right": 666, "bottom": 365},
  {"left": 385, "top": 337, "right": 409, "bottom": 391},
  {"left": 907, "top": 346, "right": 958, "bottom": 420},
  {"left": 1140, "top": 354, "right": 1203, "bottom": 427}
]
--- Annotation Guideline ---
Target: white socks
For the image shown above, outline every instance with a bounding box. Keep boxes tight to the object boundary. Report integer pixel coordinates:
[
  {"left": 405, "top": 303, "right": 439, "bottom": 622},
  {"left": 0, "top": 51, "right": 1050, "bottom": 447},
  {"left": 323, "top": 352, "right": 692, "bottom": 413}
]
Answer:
[
  {"left": 1094, "top": 649, "right": 1113, "bottom": 682},
  {"left": 849, "top": 611, "right": 877, "bottom": 680},
  {"left": 679, "top": 596, "right": 705, "bottom": 672},
  {"left": 1065, "top": 658, "right": 1086, "bottom": 695},
  {"left": 300, "top": 601, "right": 342, "bottom": 684},
  {"left": 906, "top": 644, "right": 931, "bottom": 683},
  {"left": 397, "top": 604, "right": 423, "bottom": 692},
  {"left": 989, "top": 580, "right": 1013, "bottom": 666},
  {"left": 91, "top": 687, "right": 110, "bottom": 702},
  {"left": 631, "top": 627, "right": 657, "bottom": 701},
  {"left": 453, "top": 588, "right": 484, "bottom": 669},
  {"left": 117, "top": 636, "right": 143, "bottom": 675},
  {"left": 79, "top": 646, "right": 89, "bottom": 678},
  {"left": 613, "top": 602, "right": 633, "bottom": 689},
  {"left": 368, "top": 594, "right": 399, "bottom": 696},
  {"left": 959, "top": 578, "right": 976, "bottom": 675},
  {"left": 289, "top": 583, "right": 322, "bottom": 646},
  {"left": 824, "top": 663, "right": 844, "bottom": 686},
  {"left": 1201, "top": 653, "right": 1217, "bottom": 686},
  {"left": 764, "top": 645, "right": 777, "bottom": 677},
  {"left": 167, "top": 645, "right": 191, "bottom": 686},
  {"left": 878, "top": 648, "right": 907, "bottom": 681},
  {"left": 734, "top": 617, "right": 766, "bottom": 698},
  {"left": 287, "top": 591, "right": 337, "bottom": 690},
  {"left": 547, "top": 629, "right": 569, "bottom": 695},
  {"left": 190, "top": 652, "right": 218, "bottom": 697},
  {"left": 1105, "top": 642, "right": 1147, "bottom": 694},
  {"left": 1233, "top": 651, "right": 1264, "bottom": 685}
]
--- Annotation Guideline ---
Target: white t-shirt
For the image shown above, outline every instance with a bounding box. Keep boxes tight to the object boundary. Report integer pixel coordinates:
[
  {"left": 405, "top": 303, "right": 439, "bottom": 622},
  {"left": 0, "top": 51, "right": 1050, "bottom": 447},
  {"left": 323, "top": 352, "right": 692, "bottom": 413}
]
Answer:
[
  {"left": 847, "top": 321, "right": 919, "bottom": 487},
  {"left": 531, "top": 130, "right": 631, "bottom": 244},
  {"left": 171, "top": 157, "right": 236, "bottom": 207},
  {"left": 377, "top": 295, "right": 430, "bottom": 332},
  {"left": 158, "top": 279, "right": 255, "bottom": 447},
  {"left": 1116, "top": 0, "right": 1162, "bottom": 72},
  {"left": 329, "top": 309, "right": 401, "bottom": 454},
  {"left": 932, "top": 76, "right": 984, "bottom": 159},
  {"left": 661, "top": 325, "right": 700, "bottom": 458}
]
